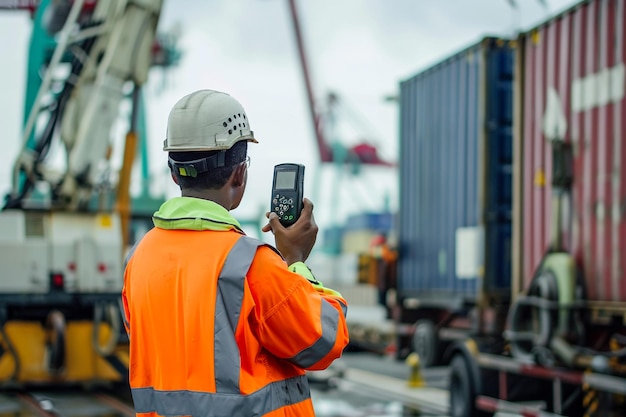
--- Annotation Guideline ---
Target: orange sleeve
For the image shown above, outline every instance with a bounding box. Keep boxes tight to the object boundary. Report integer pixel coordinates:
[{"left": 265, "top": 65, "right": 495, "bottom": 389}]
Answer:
[
  {"left": 121, "top": 276, "right": 131, "bottom": 336},
  {"left": 246, "top": 246, "right": 349, "bottom": 371}
]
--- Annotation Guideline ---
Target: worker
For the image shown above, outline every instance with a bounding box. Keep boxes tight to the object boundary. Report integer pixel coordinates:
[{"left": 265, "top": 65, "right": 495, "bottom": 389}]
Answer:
[
  {"left": 369, "top": 233, "right": 397, "bottom": 319},
  {"left": 121, "top": 89, "right": 349, "bottom": 416}
]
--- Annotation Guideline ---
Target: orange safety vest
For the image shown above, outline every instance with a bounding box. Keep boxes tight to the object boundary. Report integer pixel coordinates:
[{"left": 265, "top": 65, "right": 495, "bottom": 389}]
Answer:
[{"left": 122, "top": 201, "right": 348, "bottom": 417}]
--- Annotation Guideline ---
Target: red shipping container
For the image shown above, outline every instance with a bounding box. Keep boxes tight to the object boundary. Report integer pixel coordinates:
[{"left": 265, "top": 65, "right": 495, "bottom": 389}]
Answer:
[{"left": 517, "top": 0, "right": 626, "bottom": 302}]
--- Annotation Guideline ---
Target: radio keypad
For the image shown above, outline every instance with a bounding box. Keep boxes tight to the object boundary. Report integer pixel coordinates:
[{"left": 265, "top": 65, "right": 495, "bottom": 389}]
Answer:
[{"left": 273, "top": 194, "right": 296, "bottom": 222}]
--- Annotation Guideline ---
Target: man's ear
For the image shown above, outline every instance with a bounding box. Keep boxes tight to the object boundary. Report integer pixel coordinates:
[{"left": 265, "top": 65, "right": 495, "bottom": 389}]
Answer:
[
  {"left": 231, "top": 163, "right": 246, "bottom": 187},
  {"left": 168, "top": 161, "right": 180, "bottom": 186},
  {"left": 170, "top": 171, "right": 180, "bottom": 186}
]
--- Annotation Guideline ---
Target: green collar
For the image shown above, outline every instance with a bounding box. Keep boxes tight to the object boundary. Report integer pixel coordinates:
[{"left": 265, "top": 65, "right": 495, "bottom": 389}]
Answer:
[{"left": 152, "top": 197, "right": 244, "bottom": 232}]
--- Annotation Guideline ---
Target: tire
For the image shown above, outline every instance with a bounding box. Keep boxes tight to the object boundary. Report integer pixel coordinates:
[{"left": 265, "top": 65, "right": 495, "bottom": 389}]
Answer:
[
  {"left": 411, "top": 320, "right": 439, "bottom": 368},
  {"left": 46, "top": 310, "right": 66, "bottom": 374},
  {"left": 449, "top": 354, "right": 488, "bottom": 417}
]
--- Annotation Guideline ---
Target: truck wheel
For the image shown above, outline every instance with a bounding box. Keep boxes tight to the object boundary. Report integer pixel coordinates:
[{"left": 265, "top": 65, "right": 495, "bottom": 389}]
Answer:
[
  {"left": 411, "top": 320, "right": 439, "bottom": 367},
  {"left": 45, "top": 310, "right": 66, "bottom": 375},
  {"left": 449, "top": 354, "right": 488, "bottom": 417}
]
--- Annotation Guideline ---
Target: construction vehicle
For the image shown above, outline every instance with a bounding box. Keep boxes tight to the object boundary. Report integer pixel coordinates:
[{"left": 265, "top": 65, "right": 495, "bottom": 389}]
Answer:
[{"left": 0, "top": 0, "right": 167, "bottom": 386}]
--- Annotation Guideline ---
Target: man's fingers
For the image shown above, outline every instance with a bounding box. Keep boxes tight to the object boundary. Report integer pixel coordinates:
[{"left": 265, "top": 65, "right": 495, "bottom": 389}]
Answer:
[
  {"left": 298, "top": 198, "right": 314, "bottom": 220},
  {"left": 262, "top": 212, "right": 279, "bottom": 233},
  {"left": 268, "top": 212, "right": 281, "bottom": 227}
]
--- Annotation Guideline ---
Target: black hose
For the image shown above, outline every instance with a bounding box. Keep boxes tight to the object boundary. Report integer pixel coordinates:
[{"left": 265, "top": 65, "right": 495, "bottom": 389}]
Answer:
[
  {"left": 45, "top": 310, "right": 66, "bottom": 375},
  {"left": 0, "top": 321, "right": 20, "bottom": 382},
  {"left": 506, "top": 271, "right": 559, "bottom": 363},
  {"left": 93, "top": 302, "right": 121, "bottom": 356}
]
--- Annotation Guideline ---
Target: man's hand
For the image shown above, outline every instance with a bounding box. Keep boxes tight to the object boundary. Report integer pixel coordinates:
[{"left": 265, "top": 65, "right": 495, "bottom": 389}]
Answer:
[{"left": 262, "top": 198, "right": 318, "bottom": 265}]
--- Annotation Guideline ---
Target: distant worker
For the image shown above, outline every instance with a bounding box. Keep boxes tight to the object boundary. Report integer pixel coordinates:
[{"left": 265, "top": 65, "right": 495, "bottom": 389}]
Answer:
[
  {"left": 370, "top": 233, "right": 397, "bottom": 319},
  {"left": 122, "top": 89, "right": 349, "bottom": 416}
]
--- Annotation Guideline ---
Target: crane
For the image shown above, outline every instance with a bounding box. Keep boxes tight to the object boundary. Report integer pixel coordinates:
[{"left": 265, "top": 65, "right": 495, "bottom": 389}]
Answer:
[
  {"left": 286, "top": 0, "right": 395, "bottom": 251},
  {"left": 286, "top": 0, "right": 393, "bottom": 168},
  {"left": 0, "top": 0, "right": 175, "bottom": 386}
]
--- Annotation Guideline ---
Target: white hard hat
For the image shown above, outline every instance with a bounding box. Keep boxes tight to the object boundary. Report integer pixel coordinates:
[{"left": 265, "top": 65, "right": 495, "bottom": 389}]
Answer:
[{"left": 164, "top": 90, "right": 259, "bottom": 152}]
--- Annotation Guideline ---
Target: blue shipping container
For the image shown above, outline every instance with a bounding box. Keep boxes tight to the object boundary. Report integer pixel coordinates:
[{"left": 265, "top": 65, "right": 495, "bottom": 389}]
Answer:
[
  {"left": 397, "top": 37, "right": 513, "bottom": 305},
  {"left": 343, "top": 212, "right": 395, "bottom": 233}
]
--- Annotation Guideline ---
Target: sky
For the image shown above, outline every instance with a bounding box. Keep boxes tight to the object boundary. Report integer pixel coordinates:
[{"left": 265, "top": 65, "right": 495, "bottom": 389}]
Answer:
[{"left": 0, "top": 0, "right": 582, "bottom": 240}]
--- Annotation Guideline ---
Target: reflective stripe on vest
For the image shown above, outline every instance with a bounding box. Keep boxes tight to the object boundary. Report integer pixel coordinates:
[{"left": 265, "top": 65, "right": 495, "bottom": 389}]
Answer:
[
  {"left": 131, "top": 236, "right": 312, "bottom": 416},
  {"left": 132, "top": 374, "right": 310, "bottom": 416},
  {"left": 214, "top": 235, "right": 261, "bottom": 392}
]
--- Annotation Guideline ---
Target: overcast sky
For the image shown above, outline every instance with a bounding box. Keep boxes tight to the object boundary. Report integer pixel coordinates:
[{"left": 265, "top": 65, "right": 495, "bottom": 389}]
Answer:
[{"left": 0, "top": 0, "right": 581, "bottom": 236}]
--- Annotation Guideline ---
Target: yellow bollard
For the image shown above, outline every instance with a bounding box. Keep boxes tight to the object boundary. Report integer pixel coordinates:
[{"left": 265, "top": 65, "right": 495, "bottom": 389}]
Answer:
[{"left": 405, "top": 352, "right": 425, "bottom": 387}]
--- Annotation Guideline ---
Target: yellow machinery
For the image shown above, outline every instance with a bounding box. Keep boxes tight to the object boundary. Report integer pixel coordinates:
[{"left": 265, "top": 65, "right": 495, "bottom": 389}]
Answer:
[{"left": 0, "top": 0, "right": 164, "bottom": 387}]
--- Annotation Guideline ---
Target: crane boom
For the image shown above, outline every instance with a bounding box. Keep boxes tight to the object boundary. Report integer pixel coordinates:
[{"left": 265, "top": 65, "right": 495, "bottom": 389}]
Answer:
[
  {"left": 286, "top": 0, "right": 393, "bottom": 167},
  {"left": 6, "top": 0, "right": 163, "bottom": 211},
  {"left": 286, "top": 0, "right": 332, "bottom": 163}
]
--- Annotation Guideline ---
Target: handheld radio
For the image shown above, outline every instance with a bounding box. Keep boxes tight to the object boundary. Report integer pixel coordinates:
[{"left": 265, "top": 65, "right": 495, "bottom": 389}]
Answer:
[{"left": 271, "top": 163, "right": 305, "bottom": 227}]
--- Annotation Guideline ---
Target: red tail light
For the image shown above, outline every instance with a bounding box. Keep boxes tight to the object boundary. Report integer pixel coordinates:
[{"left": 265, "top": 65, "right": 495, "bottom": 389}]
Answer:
[{"left": 51, "top": 273, "right": 65, "bottom": 290}]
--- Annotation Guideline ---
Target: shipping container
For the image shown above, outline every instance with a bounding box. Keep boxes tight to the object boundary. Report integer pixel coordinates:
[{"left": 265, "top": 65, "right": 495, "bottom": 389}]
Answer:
[
  {"left": 341, "top": 229, "right": 381, "bottom": 254},
  {"left": 445, "top": 2, "right": 626, "bottom": 417},
  {"left": 515, "top": 0, "right": 626, "bottom": 304},
  {"left": 343, "top": 212, "right": 395, "bottom": 233},
  {"left": 397, "top": 37, "right": 514, "bottom": 307},
  {"left": 388, "top": 37, "right": 516, "bottom": 366}
]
